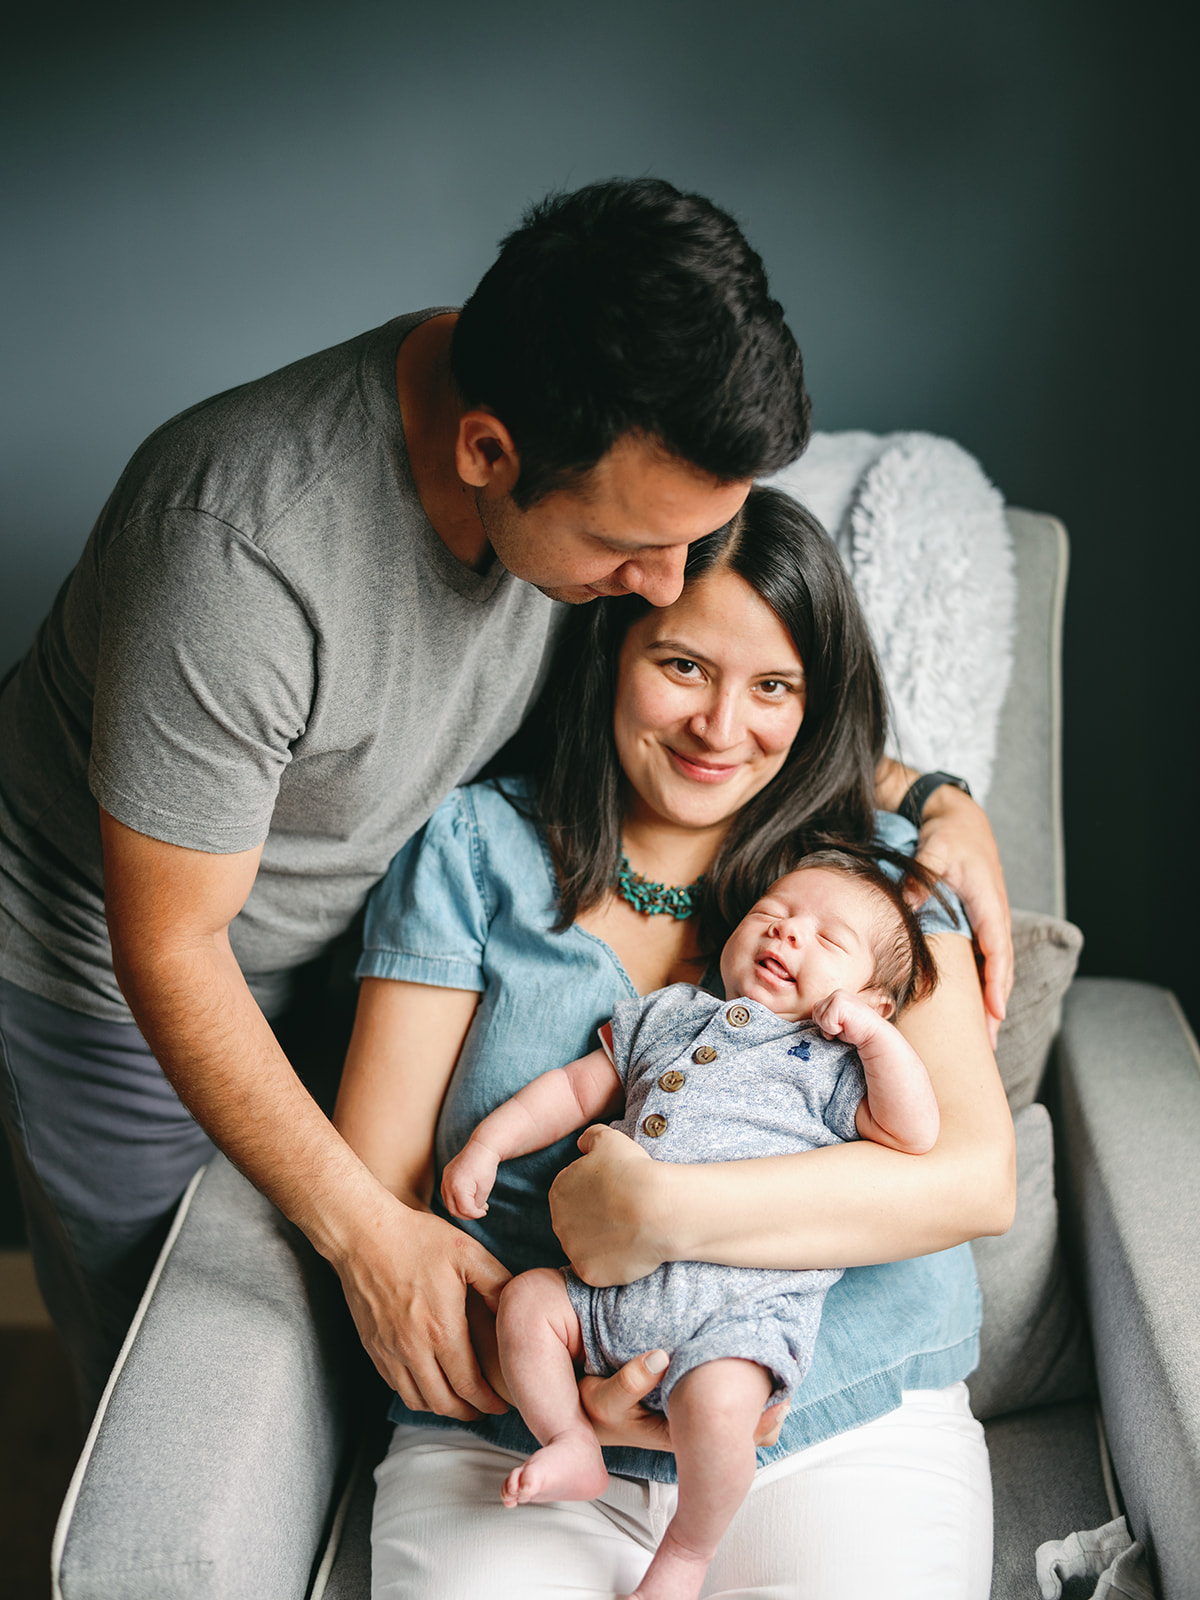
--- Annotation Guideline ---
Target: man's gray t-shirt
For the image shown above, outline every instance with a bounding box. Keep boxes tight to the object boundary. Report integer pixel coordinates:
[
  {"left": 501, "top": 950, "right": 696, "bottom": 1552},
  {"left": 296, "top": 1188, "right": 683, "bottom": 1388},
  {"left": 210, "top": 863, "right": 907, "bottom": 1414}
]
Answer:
[{"left": 0, "top": 310, "right": 561, "bottom": 1021}]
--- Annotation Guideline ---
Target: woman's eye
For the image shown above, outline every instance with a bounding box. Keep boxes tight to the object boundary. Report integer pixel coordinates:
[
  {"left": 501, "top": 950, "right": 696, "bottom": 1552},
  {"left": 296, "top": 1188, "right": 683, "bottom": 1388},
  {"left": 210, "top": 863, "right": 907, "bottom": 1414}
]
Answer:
[
  {"left": 757, "top": 679, "right": 790, "bottom": 698},
  {"left": 668, "top": 658, "right": 702, "bottom": 679}
]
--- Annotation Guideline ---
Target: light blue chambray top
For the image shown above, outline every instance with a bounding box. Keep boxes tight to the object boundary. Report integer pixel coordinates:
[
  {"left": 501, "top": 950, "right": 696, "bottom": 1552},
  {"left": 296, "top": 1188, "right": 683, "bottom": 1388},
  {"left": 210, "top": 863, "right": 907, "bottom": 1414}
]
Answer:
[{"left": 357, "top": 777, "right": 980, "bottom": 1482}]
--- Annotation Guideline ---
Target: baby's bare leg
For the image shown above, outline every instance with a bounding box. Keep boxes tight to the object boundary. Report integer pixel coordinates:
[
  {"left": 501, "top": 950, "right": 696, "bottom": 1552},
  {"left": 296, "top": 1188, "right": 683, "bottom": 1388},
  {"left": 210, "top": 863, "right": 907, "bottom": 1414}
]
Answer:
[
  {"left": 623, "top": 1358, "right": 774, "bottom": 1600},
  {"left": 496, "top": 1267, "right": 609, "bottom": 1508}
]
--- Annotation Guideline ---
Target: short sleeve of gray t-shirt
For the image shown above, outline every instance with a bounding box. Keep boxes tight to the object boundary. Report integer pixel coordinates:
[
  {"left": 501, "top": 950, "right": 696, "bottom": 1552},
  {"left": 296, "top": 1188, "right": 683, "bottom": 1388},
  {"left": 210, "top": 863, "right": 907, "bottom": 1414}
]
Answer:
[
  {"left": 88, "top": 509, "right": 316, "bottom": 852},
  {"left": 0, "top": 311, "right": 562, "bottom": 1019}
]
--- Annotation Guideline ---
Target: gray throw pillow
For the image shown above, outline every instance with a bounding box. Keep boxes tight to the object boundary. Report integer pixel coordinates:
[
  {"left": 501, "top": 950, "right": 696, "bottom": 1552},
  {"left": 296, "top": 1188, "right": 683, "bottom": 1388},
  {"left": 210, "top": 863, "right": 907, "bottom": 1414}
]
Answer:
[
  {"left": 968, "top": 1102, "right": 1093, "bottom": 1421},
  {"left": 995, "top": 911, "right": 1084, "bottom": 1112}
]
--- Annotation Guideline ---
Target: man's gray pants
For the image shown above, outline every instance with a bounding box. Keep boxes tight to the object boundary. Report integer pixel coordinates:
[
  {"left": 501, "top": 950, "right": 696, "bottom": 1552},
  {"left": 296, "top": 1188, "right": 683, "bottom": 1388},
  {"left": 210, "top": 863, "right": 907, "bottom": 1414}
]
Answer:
[{"left": 0, "top": 976, "right": 215, "bottom": 1419}]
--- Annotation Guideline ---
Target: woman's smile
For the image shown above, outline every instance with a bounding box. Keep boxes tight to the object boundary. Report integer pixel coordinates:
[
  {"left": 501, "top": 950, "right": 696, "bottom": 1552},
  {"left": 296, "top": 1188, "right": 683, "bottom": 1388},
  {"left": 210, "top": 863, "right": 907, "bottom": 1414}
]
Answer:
[{"left": 665, "top": 749, "right": 741, "bottom": 783}]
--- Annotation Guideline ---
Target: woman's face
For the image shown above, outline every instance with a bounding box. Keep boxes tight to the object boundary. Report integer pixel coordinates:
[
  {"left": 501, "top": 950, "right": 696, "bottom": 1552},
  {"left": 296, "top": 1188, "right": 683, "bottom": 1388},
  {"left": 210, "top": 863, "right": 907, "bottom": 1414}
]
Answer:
[{"left": 614, "top": 567, "right": 806, "bottom": 835}]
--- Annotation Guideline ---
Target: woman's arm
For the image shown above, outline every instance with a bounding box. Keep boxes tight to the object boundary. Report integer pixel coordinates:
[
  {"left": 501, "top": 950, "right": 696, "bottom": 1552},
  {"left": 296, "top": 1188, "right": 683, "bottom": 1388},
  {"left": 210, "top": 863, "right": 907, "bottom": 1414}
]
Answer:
[
  {"left": 332, "top": 976, "right": 512, "bottom": 1420},
  {"left": 875, "top": 757, "right": 1013, "bottom": 1044},
  {"left": 550, "top": 933, "right": 1016, "bottom": 1285}
]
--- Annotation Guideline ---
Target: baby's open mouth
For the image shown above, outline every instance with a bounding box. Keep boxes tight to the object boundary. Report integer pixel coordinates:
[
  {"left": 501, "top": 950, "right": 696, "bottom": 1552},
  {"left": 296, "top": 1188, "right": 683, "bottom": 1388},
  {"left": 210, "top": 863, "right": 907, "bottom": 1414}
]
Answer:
[{"left": 757, "top": 954, "right": 793, "bottom": 983}]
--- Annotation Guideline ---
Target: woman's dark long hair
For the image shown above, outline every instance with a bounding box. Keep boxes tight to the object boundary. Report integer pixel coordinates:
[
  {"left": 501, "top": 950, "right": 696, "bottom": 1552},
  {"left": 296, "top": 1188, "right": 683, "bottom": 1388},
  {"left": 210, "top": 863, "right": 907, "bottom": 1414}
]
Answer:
[{"left": 488, "top": 484, "right": 888, "bottom": 953}]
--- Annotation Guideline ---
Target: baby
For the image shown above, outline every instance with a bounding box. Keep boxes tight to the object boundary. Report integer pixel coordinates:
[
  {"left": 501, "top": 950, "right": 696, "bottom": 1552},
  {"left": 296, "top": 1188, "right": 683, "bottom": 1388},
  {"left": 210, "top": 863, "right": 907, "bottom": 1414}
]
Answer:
[{"left": 441, "top": 849, "right": 942, "bottom": 1600}]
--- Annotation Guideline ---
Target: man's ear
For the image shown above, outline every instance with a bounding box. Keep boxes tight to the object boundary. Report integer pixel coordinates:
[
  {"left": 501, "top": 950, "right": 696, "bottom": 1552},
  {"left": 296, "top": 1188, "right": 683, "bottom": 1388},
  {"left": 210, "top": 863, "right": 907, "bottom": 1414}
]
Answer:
[
  {"left": 863, "top": 988, "right": 896, "bottom": 1021},
  {"left": 456, "top": 411, "right": 520, "bottom": 494}
]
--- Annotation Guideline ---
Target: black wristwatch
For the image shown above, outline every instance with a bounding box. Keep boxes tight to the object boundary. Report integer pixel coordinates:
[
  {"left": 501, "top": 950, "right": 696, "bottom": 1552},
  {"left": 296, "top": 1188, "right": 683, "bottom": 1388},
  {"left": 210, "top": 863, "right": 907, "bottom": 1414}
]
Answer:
[{"left": 897, "top": 771, "right": 972, "bottom": 829}]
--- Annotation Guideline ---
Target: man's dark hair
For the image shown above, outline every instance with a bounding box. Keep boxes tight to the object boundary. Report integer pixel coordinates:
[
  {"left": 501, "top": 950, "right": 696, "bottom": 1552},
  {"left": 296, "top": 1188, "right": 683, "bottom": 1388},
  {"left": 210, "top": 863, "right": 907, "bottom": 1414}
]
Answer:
[
  {"left": 782, "top": 848, "right": 941, "bottom": 1016},
  {"left": 487, "top": 486, "right": 887, "bottom": 955},
  {"left": 451, "top": 178, "right": 810, "bottom": 507}
]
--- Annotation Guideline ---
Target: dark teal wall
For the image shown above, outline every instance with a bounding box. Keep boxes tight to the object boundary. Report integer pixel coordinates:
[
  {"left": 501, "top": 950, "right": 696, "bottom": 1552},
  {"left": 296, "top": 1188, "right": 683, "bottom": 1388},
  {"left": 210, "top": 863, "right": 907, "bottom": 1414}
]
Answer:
[{"left": 2, "top": 1, "right": 1194, "bottom": 1241}]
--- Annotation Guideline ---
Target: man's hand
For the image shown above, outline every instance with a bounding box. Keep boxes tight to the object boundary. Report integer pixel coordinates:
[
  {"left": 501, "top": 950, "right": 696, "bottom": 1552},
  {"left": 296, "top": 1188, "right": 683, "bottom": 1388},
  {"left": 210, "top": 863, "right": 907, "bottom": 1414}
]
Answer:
[
  {"left": 441, "top": 1138, "right": 501, "bottom": 1220},
  {"left": 335, "top": 1198, "right": 511, "bottom": 1421},
  {"left": 580, "top": 1350, "right": 788, "bottom": 1451},
  {"left": 550, "top": 1126, "right": 669, "bottom": 1286},
  {"left": 910, "top": 785, "right": 1013, "bottom": 1048}
]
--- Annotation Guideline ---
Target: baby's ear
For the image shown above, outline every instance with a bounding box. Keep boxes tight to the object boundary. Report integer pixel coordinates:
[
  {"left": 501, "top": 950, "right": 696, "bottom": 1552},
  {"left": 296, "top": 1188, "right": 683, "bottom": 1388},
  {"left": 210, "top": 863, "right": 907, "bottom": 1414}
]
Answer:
[{"left": 864, "top": 988, "right": 895, "bottom": 1020}]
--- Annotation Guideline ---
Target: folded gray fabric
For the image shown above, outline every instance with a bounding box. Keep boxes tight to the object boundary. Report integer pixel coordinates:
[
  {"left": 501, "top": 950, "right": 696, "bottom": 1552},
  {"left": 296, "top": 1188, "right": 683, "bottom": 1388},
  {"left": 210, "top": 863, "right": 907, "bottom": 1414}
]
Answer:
[{"left": 1036, "top": 1516, "right": 1155, "bottom": 1600}]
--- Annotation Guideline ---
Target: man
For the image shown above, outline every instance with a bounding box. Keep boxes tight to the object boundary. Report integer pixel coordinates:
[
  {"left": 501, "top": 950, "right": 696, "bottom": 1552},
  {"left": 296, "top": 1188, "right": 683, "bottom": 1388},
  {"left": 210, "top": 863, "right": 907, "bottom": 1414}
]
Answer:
[{"left": 0, "top": 177, "right": 1008, "bottom": 1419}]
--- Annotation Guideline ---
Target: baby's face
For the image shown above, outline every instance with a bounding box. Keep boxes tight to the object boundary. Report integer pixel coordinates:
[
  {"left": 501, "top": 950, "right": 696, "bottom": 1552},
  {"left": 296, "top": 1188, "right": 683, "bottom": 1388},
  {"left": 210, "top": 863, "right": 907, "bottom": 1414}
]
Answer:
[{"left": 719, "top": 868, "right": 887, "bottom": 1022}]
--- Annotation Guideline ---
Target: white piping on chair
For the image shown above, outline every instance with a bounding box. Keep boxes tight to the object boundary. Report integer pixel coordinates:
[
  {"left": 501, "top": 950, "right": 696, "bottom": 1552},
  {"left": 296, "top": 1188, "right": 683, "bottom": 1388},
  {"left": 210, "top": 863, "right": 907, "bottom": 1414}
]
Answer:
[
  {"left": 50, "top": 1163, "right": 209, "bottom": 1600},
  {"left": 1094, "top": 1404, "right": 1122, "bottom": 1524},
  {"left": 1046, "top": 515, "right": 1069, "bottom": 921},
  {"left": 308, "top": 1433, "right": 366, "bottom": 1600}
]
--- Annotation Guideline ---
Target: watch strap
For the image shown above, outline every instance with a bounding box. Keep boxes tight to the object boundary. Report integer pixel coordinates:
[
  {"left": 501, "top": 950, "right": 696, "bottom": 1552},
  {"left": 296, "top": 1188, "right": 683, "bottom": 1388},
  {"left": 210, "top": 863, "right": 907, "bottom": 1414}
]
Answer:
[{"left": 897, "top": 770, "right": 972, "bottom": 830}]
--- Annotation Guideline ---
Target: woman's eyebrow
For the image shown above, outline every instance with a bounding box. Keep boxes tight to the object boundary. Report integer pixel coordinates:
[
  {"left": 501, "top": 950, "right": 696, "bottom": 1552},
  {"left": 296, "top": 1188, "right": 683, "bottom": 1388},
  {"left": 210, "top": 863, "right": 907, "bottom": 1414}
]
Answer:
[{"left": 645, "top": 636, "right": 711, "bottom": 658}]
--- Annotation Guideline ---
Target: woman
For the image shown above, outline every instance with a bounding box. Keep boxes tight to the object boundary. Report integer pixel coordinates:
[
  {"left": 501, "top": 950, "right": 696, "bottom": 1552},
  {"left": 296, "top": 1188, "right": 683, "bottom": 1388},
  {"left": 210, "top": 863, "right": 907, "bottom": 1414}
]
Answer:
[{"left": 334, "top": 486, "right": 1014, "bottom": 1598}]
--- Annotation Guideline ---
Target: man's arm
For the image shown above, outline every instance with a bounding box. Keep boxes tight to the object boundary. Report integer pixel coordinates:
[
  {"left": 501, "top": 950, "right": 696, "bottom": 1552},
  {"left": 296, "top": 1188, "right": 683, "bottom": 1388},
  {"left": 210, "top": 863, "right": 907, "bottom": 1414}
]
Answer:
[
  {"left": 100, "top": 809, "right": 510, "bottom": 1421},
  {"left": 875, "top": 756, "right": 1012, "bottom": 1044}
]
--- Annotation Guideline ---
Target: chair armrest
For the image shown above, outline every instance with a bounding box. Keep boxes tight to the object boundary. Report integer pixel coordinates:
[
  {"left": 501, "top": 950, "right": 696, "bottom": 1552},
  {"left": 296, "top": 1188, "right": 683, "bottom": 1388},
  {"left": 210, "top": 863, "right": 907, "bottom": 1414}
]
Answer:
[
  {"left": 1053, "top": 978, "right": 1200, "bottom": 1600},
  {"left": 53, "top": 1154, "right": 358, "bottom": 1600}
]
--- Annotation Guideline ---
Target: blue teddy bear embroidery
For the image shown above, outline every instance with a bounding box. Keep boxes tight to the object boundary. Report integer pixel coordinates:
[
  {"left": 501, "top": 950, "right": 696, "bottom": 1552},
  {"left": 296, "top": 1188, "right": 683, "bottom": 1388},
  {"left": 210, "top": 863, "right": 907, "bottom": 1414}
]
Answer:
[{"left": 787, "top": 1040, "right": 811, "bottom": 1060}]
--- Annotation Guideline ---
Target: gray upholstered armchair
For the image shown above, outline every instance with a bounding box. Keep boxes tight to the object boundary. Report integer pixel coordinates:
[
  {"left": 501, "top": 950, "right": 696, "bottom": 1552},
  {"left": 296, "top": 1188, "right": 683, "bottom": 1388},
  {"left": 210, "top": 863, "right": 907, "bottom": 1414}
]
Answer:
[{"left": 50, "top": 504, "right": 1200, "bottom": 1600}]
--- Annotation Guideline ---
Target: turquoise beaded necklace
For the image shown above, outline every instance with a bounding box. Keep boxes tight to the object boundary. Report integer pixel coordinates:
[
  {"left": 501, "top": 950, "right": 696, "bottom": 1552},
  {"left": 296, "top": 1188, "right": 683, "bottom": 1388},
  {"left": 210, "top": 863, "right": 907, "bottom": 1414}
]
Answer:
[{"left": 614, "top": 854, "right": 705, "bottom": 920}]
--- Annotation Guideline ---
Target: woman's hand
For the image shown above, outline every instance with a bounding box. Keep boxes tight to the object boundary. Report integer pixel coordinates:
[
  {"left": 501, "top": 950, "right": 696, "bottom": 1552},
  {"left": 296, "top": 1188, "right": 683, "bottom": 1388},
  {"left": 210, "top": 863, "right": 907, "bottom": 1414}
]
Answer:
[
  {"left": 911, "top": 784, "right": 1013, "bottom": 1047},
  {"left": 580, "top": 1350, "right": 788, "bottom": 1451},
  {"left": 550, "top": 1125, "right": 671, "bottom": 1286},
  {"left": 336, "top": 1196, "right": 511, "bottom": 1422}
]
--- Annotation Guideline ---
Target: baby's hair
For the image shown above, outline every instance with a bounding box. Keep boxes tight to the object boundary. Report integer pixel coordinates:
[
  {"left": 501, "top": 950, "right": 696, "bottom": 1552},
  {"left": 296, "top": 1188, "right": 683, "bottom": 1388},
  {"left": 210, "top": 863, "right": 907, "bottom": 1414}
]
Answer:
[{"left": 787, "top": 847, "right": 943, "bottom": 1015}]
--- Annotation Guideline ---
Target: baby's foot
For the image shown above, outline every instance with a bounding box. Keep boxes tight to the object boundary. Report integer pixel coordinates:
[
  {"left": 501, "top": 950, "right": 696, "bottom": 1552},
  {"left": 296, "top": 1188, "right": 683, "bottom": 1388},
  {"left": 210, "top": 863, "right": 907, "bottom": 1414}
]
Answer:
[{"left": 501, "top": 1428, "right": 608, "bottom": 1507}]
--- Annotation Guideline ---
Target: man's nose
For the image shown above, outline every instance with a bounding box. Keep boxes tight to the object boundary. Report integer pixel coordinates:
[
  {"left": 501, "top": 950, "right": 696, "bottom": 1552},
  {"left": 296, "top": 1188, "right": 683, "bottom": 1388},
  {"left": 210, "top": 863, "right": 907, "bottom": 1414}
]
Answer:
[{"left": 616, "top": 544, "right": 688, "bottom": 607}]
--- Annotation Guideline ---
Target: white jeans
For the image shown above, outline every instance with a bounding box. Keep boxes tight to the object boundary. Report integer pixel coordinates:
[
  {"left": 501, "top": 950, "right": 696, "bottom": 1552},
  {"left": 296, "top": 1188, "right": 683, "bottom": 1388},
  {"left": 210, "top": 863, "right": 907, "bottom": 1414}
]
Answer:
[{"left": 371, "top": 1382, "right": 993, "bottom": 1599}]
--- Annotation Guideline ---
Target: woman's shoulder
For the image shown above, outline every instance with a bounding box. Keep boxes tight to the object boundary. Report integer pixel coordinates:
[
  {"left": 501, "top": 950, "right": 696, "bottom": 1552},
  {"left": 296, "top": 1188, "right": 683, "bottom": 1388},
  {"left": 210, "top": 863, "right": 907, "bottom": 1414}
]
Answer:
[
  {"left": 446, "top": 776, "right": 562, "bottom": 914},
  {"left": 392, "top": 777, "right": 539, "bottom": 858},
  {"left": 452, "top": 776, "right": 546, "bottom": 863},
  {"left": 359, "top": 779, "right": 550, "bottom": 978}
]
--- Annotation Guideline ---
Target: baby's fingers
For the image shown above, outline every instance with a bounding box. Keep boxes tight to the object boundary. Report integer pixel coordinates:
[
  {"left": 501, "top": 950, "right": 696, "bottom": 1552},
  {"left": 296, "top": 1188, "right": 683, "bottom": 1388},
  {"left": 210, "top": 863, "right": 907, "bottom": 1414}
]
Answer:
[
  {"left": 811, "top": 990, "right": 848, "bottom": 1037},
  {"left": 444, "top": 1180, "right": 487, "bottom": 1220},
  {"left": 440, "top": 1165, "right": 478, "bottom": 1219}
]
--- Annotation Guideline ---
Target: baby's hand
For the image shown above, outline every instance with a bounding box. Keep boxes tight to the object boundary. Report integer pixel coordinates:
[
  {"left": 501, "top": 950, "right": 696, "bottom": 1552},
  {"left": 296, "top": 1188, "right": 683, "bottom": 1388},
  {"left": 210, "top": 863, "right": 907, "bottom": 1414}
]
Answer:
[
  {"left": 811, "top": 989, "right": 887, "bottom": 1050},
  {"left": 441, "top": 1139, "right": 501, "bottom": 1220}
]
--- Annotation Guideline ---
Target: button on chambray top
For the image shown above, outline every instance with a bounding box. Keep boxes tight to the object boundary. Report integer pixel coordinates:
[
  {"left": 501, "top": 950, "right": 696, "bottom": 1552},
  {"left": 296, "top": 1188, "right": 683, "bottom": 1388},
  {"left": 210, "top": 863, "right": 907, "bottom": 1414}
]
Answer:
[{"left": 357, "top": 778, "right": 980, "bottom": 1483}]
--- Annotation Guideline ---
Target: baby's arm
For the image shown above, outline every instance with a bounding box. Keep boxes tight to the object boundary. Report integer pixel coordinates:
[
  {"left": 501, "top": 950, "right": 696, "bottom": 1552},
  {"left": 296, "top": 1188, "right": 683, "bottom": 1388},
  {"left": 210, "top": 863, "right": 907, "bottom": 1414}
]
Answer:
[
  {"left": 442, "top": 1047, "right": 623, "bottom": 1218},
  {"left": 811, "top": 991, "right": 941, "bottom": 1155}
]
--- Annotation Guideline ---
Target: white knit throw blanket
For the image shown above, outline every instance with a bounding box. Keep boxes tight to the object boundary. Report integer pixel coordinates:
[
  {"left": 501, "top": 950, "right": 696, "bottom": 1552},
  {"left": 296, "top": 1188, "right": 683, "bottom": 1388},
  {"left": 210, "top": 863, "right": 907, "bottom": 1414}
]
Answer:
[{"left": 762, "top": 431, "right": 1015, "bottom": 805}]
